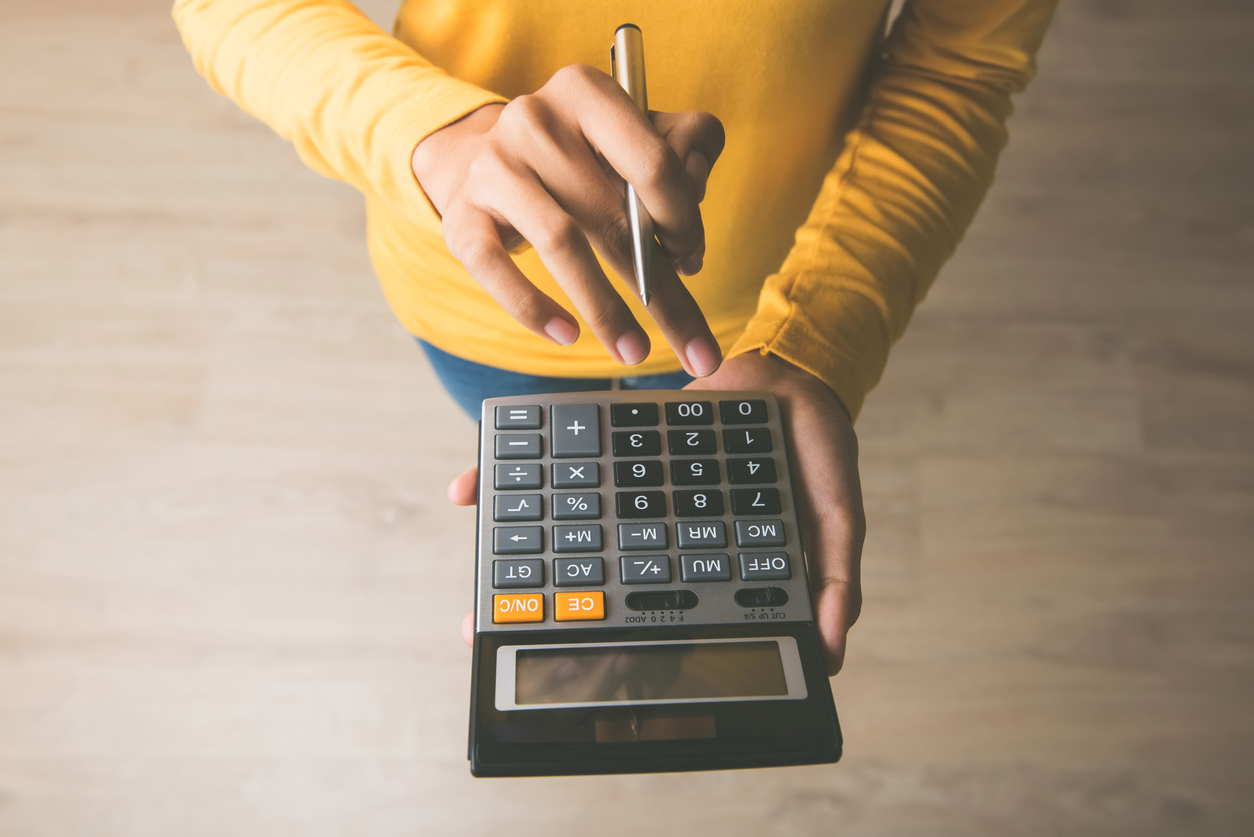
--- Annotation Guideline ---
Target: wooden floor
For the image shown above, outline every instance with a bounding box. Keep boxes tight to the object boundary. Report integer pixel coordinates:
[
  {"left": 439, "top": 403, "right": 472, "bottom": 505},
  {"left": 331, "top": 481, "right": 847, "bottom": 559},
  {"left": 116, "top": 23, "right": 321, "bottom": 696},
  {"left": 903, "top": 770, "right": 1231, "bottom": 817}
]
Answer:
[{"left": 2, "top": 0, "right": 1252, "bottom": 834}]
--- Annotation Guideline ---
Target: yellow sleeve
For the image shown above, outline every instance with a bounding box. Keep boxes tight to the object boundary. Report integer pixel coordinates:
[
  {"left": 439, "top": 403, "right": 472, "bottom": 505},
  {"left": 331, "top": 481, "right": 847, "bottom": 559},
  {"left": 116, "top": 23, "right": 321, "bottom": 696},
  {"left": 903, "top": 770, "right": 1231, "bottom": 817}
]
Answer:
[
  {"left": 171, "top": 0, "right": 506, "bottom": 233},
  {"left": 728, "top": 0, "right": 1058, "bottom": 419}
]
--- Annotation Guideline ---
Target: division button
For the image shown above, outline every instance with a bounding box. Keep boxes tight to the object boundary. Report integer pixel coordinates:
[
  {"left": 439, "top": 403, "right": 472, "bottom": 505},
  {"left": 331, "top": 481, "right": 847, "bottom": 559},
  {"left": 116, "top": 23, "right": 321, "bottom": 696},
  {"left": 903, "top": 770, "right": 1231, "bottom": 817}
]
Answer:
[
  {"left": 730, "top": 487, "right": 782, "bottom": 515},
  {"left": 495, "top": 405, "right": 542, "bottom": 429},
  {"left": 610, "top": 402, "right": 659, "bottom": 427},
  {"left": 739, "top": 551, "right": 792, "bottom": 581},
  {"left": 612, "top": 430, "right": 661, "bottom": 457},
  {"left": 733, "top": 587, "right": 789, "bottom": 608},
  {"left": 554, "top": 557, "right": 605, "bottom": 587},
  {"left": 554, "top": 591, "right": 606, "bottom": 621},
  {"left": 680, "top": 553, "right": 732, "bottom": 582},
  {"left": 735, "top": 519, "right": 787, "bottom": 547},
  {"left": 552, "top": 492, "right": 602, "bottom": 520},
  {"left": 495, "top": 433, "right": 542, "bottom": 459},
  {"left": 673, "top": 489, "right": 724, "bottom": 517},
  {"left": 723, "top": 426, "right": 772, "bottom": 454},
  {"left": 551, "top": 404, "right": 601, "bottom": 458},
  {"left": 670, "top": 458, "right": 720, "bottom": 486},
  {"left": 618, "top": 522, "right": 668, "bottom": 550},
  {"left": 726, "top": 457, "right": 777, "bottom": 484},
  {"left": 493, "top": 558, "right": 544, "bottom": 588},
  {"left": 552, "top": 461, "right": 600, "bottom": 488},
  {"left": 493, "top": 526, "right": 544, "bottom": 554},
  {"left": 493, "top": 493, "right": 543, "bottom": 522},
  {"left": 624, "top": 590, "right": 699, "bottom": 611},
  {"left": 719, "top": 399, "right": 768, "bottom": 424},
  {"left": 494, "top": 463, "right": 542, "bottom": 490},
  {"left": 614, "top": 459, "right": 665, "bottom": 487},
  {"left": 552, "top": 524, "right": 603, "bottom": 553},
  {"left": 667, "top": 429, "right": 716, "bottom": 456},
  {"left": 620, "top": 555, "right": 672, "bottom": 584},
  {"left": 493, "top": 593, "right": 544, "bottom": 624},
  {"left": 677, "top": 520, "right": 727, "bottom": 549},
  {"left": 665, "top": 400, "right": 714, "bottom": 425},
  {"left": 616, "top": 490, "right": 667, "bottom": 519}
]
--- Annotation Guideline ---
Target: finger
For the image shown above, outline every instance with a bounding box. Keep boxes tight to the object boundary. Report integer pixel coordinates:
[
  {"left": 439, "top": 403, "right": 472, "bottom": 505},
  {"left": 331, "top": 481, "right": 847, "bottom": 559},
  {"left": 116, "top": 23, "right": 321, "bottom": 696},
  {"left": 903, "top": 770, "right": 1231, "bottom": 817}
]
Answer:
[
  {"left": 447, "top": 466, "right": 479, "bottom": 506},
  {"left": 644, "top": 259, "right": 722, "bottom": 377},
  {"left": 487, "top": 167, "right": 651, "bottom": 366},
  {"left": 560, "top": 66, "right": 706, "bottom": 265},
  {"left": 443, "top": 204, "right": 581, "bottom": 346},
  {"left": 650, "top": 110, "right": 726, "bottom": 203},
  {"left": 462, "top": 611, "right": 473, "bottom": 647}
]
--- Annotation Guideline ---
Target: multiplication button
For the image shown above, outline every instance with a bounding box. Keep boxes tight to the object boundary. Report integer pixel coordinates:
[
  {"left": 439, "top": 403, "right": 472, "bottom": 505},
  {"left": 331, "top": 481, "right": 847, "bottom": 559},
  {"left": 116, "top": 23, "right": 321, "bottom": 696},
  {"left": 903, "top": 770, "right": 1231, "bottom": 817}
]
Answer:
[
  {"left": 552, "top": 461, "right": 599, "bottom": 488},
  {"left": 495, "top": 434, "right": 542, "bottom": 459},
  {"left": 493, "top": 494, "right": 542, "bottom": 522},
  {"left": 735, "top": 519, "right": 786, "bottom": 547},
  {"left": 620, "top": 555, "right": 672, "bottom": 584},
  {"left": 551, "top": 404, "right": 601, "bottom": 458},
  {"left": 618, "top": 522, "right": 668, "bottom": 550},
  {"left": 495, "top": 463, "right": 541, "bottom": 490},
  {"left": 495, "top": 405, "right": 541, "bottom": 429}
]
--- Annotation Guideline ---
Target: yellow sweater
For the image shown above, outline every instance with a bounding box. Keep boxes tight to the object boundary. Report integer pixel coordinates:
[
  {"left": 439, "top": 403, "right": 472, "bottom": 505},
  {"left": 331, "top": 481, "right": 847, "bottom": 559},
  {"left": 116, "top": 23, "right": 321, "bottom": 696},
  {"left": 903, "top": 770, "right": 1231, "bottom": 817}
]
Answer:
[{"left": 173, "top": 0, "right": 1055, "bottom": 418}]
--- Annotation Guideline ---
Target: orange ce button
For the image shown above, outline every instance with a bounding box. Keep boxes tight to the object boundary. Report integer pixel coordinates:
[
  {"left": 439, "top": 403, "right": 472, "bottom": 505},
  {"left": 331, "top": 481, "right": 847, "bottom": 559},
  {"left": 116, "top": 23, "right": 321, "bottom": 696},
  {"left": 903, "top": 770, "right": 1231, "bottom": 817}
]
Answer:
[{"left": 555, "top": 591, "right": 606, "bottom": 622}]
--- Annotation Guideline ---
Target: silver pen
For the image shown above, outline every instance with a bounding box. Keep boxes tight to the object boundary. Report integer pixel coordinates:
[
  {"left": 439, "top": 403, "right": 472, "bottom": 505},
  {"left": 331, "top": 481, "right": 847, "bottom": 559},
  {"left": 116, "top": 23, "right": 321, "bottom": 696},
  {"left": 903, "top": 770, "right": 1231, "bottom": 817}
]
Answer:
[{"left": 611, "top": 24, "right": 654, "bottom": 307}]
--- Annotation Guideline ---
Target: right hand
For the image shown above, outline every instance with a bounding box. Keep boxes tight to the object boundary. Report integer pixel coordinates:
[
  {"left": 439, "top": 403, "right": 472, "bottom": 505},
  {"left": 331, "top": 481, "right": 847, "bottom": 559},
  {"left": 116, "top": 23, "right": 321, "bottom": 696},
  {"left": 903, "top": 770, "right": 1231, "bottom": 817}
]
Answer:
[{"left": 411, "top": 64, "right": 726, "bottom": 376}]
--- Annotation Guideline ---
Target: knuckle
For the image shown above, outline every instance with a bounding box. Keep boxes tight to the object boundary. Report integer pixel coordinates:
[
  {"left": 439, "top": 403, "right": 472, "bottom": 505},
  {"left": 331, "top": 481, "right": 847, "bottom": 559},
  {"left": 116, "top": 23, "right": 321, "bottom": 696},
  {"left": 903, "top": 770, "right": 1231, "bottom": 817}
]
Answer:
[
  {"left": 555, "top": 63, "right": 598, "bottom": 88},
  {"left": 497, "top": 95, "right": 546, "bottom": 135},
  {"left": 531, "top": 216, "right": 580, "bottom": 254},
  {"left": 598, "top": 206, "right": 634, "bottom": 265},
  {"left": 504, "top": 289, "right": 546, "bottom": 327},
  {"left": 691, "top": 111, "right": 726, "bottom": 151},
  {"left": 454, "top": 236, "right": 497, "bottom": 274}
]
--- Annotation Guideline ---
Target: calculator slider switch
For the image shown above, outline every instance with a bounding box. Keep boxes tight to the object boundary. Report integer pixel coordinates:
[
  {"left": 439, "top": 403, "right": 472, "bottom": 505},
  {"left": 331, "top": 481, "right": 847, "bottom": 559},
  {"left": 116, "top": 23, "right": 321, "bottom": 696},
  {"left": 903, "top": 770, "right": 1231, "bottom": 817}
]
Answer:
[
  {"left": 733, "top": 587, "right": 789, "bottom": 608},
  {"left": 624, "top": 590, "right": 699, "bottom": 611}
]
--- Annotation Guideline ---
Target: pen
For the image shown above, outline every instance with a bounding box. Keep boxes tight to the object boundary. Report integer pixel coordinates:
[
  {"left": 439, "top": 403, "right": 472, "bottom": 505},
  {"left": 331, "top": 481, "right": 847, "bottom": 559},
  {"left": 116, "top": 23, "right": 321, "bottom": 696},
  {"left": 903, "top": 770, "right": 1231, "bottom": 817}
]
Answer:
[{"left": 611, "top": 23, "right": 654, "bottom": 307}]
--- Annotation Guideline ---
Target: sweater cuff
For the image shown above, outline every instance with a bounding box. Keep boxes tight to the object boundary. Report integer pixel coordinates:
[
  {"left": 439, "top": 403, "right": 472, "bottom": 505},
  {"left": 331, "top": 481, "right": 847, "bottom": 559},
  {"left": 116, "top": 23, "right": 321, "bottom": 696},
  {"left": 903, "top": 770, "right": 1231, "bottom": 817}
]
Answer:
[{"left": 727, "top": 272, "right": 892, "bottom": 422}]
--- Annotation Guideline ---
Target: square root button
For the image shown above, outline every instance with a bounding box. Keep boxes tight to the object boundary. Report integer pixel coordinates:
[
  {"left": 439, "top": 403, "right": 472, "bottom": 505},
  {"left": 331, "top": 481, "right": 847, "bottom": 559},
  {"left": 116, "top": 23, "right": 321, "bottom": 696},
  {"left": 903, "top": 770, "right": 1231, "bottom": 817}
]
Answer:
[{"left": 739, "top": 551, "right": 792, "bottom": 581}]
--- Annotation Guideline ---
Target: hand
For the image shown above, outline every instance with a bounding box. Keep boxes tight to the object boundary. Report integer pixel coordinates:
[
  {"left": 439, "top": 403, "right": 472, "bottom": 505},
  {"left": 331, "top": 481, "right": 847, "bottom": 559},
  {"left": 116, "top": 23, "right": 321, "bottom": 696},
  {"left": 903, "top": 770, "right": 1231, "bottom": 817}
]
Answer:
[
  {"left": 411, "top": 64, "right": 726, "bottom": 376},
  {"left": 445, "top": 354, "right": 865, "bottom": 674},
  {"left": 685, "top": 353, "right": 864, "bottom": 674}
]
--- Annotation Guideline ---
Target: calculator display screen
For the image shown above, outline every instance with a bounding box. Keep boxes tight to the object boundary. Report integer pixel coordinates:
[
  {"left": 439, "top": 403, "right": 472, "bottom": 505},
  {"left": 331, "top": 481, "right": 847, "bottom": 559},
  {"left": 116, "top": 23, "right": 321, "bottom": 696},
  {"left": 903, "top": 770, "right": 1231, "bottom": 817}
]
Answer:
[{"left": 513, "top": 640, "right": 788, "bottom": 706}]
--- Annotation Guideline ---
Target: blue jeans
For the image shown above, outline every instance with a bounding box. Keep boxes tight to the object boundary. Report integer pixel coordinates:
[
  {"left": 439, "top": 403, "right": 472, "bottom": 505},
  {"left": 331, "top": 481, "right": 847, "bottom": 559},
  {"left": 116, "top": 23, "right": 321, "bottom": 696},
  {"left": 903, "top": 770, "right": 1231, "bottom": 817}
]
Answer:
[{"left": 419, "top": 340, "right": 694, "bottom": 419}]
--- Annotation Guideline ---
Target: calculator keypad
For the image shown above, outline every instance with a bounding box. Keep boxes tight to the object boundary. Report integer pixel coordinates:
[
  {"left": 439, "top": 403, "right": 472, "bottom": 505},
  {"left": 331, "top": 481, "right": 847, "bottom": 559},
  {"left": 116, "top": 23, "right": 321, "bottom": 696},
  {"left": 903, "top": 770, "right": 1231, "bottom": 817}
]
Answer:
[{"left": 479, "top": 392, "right": 810, "bottom": 628}]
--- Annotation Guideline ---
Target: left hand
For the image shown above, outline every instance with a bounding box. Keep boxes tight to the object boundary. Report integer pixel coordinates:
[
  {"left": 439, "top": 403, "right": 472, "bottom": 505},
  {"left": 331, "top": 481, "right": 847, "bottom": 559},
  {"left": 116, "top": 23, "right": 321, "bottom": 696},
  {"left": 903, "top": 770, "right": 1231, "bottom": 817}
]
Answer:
[{"left": 446, "top": 353, "right": 864, "bottom": 675}]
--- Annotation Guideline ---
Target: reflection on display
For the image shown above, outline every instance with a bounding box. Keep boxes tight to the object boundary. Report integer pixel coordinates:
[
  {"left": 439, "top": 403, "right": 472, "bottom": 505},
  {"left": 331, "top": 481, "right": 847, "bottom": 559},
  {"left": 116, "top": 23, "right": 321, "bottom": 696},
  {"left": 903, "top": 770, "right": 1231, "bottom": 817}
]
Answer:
[{"left": 515, "top": 641, "right": 787, "bottom": 706}]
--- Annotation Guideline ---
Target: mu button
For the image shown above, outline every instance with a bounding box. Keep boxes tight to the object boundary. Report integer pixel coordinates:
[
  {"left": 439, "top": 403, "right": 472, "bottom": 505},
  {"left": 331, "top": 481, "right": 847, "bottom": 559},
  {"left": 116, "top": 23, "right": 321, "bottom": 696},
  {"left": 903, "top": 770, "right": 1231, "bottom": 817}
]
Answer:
[
  {"left": 554, "top": 591, "right": 606, "bottom": 621},
  {"left": 493, "top": 593, "right": 544, "bottom": 624}
]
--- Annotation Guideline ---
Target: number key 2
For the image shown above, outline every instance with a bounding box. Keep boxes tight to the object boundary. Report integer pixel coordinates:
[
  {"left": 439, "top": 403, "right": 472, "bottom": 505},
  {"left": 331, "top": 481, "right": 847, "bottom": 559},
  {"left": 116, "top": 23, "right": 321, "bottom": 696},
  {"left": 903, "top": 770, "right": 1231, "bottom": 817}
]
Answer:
[{"left": 667, "top": 429, "right": 716, "bottom": 455}]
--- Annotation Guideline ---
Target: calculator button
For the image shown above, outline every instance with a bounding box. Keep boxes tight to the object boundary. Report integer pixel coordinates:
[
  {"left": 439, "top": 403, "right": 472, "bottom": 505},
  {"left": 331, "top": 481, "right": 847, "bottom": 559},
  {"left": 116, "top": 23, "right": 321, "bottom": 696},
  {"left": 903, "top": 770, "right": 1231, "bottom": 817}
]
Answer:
[
  {"left": 614, "top": 460, "right": 664, "bottom": 487},
  {"left": 719, "top": 399, "right": 768, "bottom": 424},
  {"left": 495, "top": 405, "right": 542, "bottom": 429},
  {"left": 552, "top": 461, "right": 600, "bottom": 488},
  {"left": 493, "top": 494, "right": 543, "bottom": 522},
  {"left": 680, "top": 554, "right": 732, "bottom": 582},
  {"left": 493, "top": 593, "right": 544, "bottom": 623},
  {"left": 618, "top": 522, "right": 668, "bottom": 550},
  {"left": 624, "top": 590, "right": 699, "bottom": 611},
  {"left": 727, "top": 457, "right": 777, "bottom": 484},
  {"left": 734, "top": 587, "right": 789, "bottom": 607},
  {"left": 665, "top": 400, "right": 714, "bottom": 425},
  {"left": 677, "top": 520, "right": 727, "bottom": 549},
  {"left": 495, "top": 433, "right": 542, "bottom": 459},
  {"left": 610, "top": 402, "right": 659, "bottom": 427},
  {"left": 553, "top": 557, "right": 605, "bottom": 586},
  {"left": 670, "top": 458, "right": 719, "bottom": 486},
  {"left": 735, "top": 519, "right": 786, "bottom": 547},
  {"left": 616, "top": 490, "right": 667, "bottom": 519},
  {"left": 552, "top": 492, "right": 602, "bottom": 520},
  {"left": 739, "top": 551, "right": 792, "bottom": 581},
  {"left": 553, "top": 524, "right": 603, "bottom": 552},
  {"left": 495, "top": 463, "right": 542, "bottom": 490},
  {"left": 673, "top": 489, "right": 724, "bottom": 517},
  {"left": 723, "top": 427, "right": 772, "bottom": 454},
  {"left": 612, "top": 430, "right": 661, "bottom": 457},
  {"left": 493, "top": 558, "right": 544, "bottom": 588},
  {"left": 551, "top": 404, "right": 601, "bottom": 458},
  {"left": 554, "top": 591, "right": 606, "bottom": 621},
  {"left": 493, "top": 526, "right": 544, "bottom": 554},
  {"left": 730, "top": 488, "right": 782, "bottom": 515},
  {"left": 667, "top": 429, "right": 716, "bottom": 455},
  {"left": 620, "top": 555, "right": 672, "bottom": 584}
]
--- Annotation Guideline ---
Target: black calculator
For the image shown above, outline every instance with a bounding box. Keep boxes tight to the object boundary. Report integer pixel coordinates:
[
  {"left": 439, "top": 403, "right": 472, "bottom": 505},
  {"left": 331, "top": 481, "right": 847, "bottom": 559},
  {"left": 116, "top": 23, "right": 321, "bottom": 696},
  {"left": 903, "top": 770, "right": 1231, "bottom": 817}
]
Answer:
[{"left": 469, "top": 391, "right": 842, "bottom": 776}]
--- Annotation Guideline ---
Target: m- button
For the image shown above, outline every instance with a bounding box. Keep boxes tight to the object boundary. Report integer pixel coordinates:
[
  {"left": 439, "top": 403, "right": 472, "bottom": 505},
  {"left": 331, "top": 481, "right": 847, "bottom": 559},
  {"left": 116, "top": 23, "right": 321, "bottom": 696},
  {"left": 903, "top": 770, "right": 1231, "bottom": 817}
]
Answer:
[{"left": 551, "top": 404, "right": 601, "bottom": 458}]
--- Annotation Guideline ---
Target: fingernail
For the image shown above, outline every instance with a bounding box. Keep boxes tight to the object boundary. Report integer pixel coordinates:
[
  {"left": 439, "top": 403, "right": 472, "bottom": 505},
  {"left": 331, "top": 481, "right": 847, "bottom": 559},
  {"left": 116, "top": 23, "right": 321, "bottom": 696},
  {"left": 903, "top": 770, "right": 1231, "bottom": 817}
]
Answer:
[
  {"left": 616, "top": 331, "right": 650, "bottom": 366},
  {"left": 685, "top": 151, "right": 710, "bottom": 200},
  {"left": 544, "top": 317, "right": 579, "bottom": 346},
  {"left": 685, "top": 336, "right": 722, "bottom": 377}
]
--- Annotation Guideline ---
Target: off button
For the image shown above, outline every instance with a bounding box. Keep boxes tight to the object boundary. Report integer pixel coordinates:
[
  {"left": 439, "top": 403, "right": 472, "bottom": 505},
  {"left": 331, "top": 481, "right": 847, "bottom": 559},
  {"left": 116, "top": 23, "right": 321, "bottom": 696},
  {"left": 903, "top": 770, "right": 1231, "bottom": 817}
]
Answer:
[{"left": 493, "top": 593, "right": 544, "bottom": 624}]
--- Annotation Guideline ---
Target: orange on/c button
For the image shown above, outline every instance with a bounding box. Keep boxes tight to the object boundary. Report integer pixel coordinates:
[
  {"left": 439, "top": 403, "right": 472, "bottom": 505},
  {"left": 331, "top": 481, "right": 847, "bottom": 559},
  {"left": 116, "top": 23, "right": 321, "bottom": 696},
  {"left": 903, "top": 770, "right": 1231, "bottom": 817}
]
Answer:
[
  {"left": 555, "top": 591, "right": 606, "bottom": 622},
  {"left": 493, "top": 593, "right": 544, "bottom": 624}
]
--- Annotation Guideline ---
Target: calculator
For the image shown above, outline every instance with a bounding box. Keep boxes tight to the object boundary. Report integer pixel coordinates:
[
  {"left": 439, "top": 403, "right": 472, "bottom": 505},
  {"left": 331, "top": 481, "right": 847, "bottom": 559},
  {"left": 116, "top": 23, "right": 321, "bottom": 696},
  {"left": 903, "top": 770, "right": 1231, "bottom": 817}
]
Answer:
[{"left": 469, "top": 391, "right": 842, "bottom": 776}]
